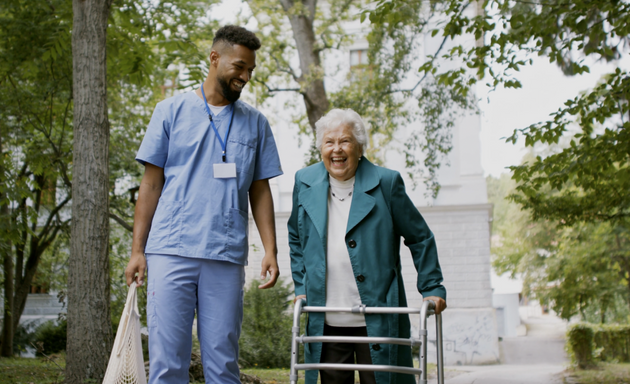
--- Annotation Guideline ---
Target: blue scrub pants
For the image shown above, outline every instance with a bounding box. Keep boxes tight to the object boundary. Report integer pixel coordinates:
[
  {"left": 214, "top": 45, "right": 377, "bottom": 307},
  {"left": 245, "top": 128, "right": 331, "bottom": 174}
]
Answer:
[{"left": 146, "top": 253, "right": 245, "bottom": 384}]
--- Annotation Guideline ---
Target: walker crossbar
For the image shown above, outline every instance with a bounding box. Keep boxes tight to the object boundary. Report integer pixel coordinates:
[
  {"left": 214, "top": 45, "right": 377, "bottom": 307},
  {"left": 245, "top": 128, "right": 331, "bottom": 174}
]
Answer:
[
  {"left": 299, "top": 335, "right": 421, "bottom": 347},
  {"left": 294, "top": 363, "right": 423, "bottom": 375},
  {"left": 302, "top": 306, "right": 432, "bottom": 315},
  {"left": 289, "top": 300, "right": 444, "bottom": 384}
]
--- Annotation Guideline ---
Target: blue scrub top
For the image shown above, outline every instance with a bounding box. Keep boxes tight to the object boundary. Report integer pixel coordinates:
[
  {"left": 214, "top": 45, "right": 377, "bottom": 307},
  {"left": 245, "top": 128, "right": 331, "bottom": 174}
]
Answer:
[{"left": 136, "top": 91, "right": 283, "bottom": 265}]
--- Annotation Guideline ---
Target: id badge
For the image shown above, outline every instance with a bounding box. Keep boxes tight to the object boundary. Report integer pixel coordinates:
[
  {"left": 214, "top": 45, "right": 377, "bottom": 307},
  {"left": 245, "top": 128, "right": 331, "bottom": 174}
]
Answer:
[
  {"left": 213, "top": 163, "right": 236, "bottom": 179},
  {"left": 213, "top": 163, "right": 237, "bottom": 178}
]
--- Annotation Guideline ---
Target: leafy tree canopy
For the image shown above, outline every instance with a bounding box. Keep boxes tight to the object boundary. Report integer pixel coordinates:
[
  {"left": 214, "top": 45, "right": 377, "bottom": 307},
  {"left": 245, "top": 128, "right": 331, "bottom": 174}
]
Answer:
[
  {"left": 368, "top": 0, "right": 630, "bottom": 224},
  {"left": 488, "top": 172, "right": 630, "bottom": 323}
]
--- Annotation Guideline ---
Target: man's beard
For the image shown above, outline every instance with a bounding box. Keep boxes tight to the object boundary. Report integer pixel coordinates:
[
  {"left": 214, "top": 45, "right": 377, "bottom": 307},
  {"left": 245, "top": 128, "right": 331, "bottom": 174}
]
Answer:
[{"left": 218, "top": 75, "right": 242, "bottom": 103}]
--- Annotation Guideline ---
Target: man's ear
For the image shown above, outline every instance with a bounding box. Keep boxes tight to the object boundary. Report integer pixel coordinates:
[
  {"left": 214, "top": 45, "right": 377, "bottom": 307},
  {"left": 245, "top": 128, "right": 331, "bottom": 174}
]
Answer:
[{"left": 209, "top": 50, "right": 220, "bottom": 68}]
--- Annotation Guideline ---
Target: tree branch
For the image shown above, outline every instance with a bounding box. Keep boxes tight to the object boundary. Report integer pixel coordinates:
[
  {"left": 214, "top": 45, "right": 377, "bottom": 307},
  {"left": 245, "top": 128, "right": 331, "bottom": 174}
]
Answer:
[
  {"left": 109, "top": 212, "right": 133, "bottom": 233},
  {"left": 319, "top": 0, "right": 352, "bottom": 31},
  {"left": 316, "top": 31, "right": 346, "bottom": 53},
  {"left": 385, "top": 33, "right": 449, "bottom": 95},
  {"left": 8, "top": 75, "right": 73, "bottom": 188},
  {"left": 305, "top": 0, "right": 317, "bottom": 24},
  {"left": 315, "top": 0, "right": 353, "bottom": 53},
  {"left": 255, "top": 79, "right": 301, "bottom": 93},
  {"left": 37, "top": 194, "right": 72, "bottom": 242},
  {"left": 270, "top": 54, "right": 300, "bottom": 81}
]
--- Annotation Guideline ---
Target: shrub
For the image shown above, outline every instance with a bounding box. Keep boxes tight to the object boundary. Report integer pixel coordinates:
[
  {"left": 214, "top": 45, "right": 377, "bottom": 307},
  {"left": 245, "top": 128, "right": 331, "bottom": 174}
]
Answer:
[
  {"left": 567, "top": 323, "right": 630, "bottom": 368},
  {"left": 567, "top": 323, "right": 594, "bottom": 369},
  {"left": 34, "top": 319, "right": 67, "bottom": 355},
  {"left": 239, "top": 278, "right": 294, "bottom": 368},
  {"left": 593, "top": 324, "right": 630, "bottom": 362}
]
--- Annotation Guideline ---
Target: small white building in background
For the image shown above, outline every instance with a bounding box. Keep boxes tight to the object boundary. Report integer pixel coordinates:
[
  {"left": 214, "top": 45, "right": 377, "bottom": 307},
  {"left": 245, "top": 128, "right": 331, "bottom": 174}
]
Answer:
[
  {"left": 244, "top": 4, "right": 500, "bottom": 365},
  {"left": 491, "top": 271, "right": 525, "bottom": 338}
]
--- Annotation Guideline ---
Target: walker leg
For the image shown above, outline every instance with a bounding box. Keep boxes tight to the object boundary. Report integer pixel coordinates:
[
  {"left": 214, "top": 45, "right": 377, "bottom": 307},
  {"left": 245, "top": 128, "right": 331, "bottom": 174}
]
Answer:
[
  {"left": 290, "top": 299, "right": 305, "bottom": 384},
  {"left": 419, "top": 300, "right": 434, "bottom": 384},
  {"left": 436, "top": 313, "right": 444, "bottom": 384}
]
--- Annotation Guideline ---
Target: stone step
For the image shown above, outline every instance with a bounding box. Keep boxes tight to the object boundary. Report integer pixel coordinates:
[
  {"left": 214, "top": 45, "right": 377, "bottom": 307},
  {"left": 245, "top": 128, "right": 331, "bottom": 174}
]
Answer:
[
  {"left": 23, "top": 294, "right": 65, "bottom": 308},
  {"left": 22, "top": 306, "right": 66, "bottom": 316},
  {"left": 19, "top": 315, "right": 60, "bottom": 329},
  {"left": 20, "top": 294, "right": 66, "bottom": 323}
]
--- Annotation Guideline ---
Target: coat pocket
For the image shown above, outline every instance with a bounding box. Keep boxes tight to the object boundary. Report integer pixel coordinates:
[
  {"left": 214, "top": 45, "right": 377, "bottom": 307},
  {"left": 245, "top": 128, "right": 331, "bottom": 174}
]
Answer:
[
  {"left": 147, "top": 199, "right": 182, "bottom": 246},
  {"left": 386, "top": 268, "right": 401, "bottom": 338},
  {"left": 227, "top": 137, "right": 256, "bottom": 175},
  {"left": 386, "top": 268, "right": 399, "bottom": 307}
]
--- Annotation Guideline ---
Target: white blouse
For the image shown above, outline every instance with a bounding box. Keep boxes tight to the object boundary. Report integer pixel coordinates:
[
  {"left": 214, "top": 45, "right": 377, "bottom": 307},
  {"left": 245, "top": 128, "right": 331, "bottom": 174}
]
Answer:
[{"left": 325, "top": 175, "right": 365, "bottom": 327}]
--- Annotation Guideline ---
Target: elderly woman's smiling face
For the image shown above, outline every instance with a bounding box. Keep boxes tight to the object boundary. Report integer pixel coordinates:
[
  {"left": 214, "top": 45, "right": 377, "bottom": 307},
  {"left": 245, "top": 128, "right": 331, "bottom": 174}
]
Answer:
[{"left": 321, "top": 123, "right": 362, "bottom": 181}]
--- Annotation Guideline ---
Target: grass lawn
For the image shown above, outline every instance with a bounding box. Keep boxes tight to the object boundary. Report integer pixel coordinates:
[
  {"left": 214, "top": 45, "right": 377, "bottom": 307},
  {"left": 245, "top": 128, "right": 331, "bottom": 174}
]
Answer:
[
  {"left": 241, "top": 368, "right": 305, "bottom": 384},
  {"left": 240, "top": 363, "right": 438, "bottom": 384},
  {"left": 564, "top": 363, "right": 630, "bottom": 384},
  {"left": 0, "top": 355, "right": 65, "bottom": 384},
  {"left": 1, "top": 356, "right": 436, "bottom": 384}
]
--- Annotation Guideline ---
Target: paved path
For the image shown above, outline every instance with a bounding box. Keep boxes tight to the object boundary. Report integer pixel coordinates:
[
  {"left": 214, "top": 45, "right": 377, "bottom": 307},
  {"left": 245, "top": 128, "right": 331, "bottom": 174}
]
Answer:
[
  {"left": 501, "top": 336, "right": 567, "bottom": 365},
  {"left": 433, "top": 364, "right": 566, "bottom": 384},
  {"left": 428, "top": 314, "right": 570, "bottom": 384}
]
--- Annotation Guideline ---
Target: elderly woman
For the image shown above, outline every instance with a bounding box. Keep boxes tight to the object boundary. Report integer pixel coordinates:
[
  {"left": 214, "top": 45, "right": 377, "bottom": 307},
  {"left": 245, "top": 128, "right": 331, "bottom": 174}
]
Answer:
[{"left": 288, "top": 108, "right": 447, "bottom": 384}]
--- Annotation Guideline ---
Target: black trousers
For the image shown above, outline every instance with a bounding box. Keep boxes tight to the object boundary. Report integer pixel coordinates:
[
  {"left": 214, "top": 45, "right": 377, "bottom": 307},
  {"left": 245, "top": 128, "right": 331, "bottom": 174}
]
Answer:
[{"left": 320, "top": 324, "right": 377, "bottom": 384}]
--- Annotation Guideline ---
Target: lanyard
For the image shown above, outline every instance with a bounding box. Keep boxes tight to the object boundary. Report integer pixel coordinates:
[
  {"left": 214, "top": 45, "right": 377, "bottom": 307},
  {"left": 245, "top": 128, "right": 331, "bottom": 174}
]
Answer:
[{"left": 200, "top": 86, "right": 235, "bottom": 162}]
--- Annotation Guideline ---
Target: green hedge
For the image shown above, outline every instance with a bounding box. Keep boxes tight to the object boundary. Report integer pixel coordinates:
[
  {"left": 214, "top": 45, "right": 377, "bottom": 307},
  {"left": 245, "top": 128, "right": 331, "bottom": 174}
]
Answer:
[
  {"left": 594, "top": 324, "right": 630, "bottom": 362},
  {"left": 567, "top": 323, "right": 630, "bottom": 368}
]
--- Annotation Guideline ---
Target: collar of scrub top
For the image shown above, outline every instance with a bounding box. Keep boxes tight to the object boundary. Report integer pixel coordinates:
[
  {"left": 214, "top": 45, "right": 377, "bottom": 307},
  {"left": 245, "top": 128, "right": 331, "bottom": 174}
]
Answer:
[{"left": 200, "top": 86, "right": 235, "bottom": 163}]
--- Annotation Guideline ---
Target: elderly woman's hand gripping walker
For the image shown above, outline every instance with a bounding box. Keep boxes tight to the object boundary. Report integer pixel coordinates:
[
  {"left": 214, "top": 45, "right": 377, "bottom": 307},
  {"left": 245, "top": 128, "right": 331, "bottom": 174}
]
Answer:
[{"left": 288, "top": 108, "right": 447, "bottom": 384}]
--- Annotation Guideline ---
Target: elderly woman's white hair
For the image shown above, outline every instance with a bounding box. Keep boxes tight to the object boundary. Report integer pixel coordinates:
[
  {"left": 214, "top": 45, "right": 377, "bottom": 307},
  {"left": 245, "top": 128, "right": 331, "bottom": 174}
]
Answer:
[{"left": 315, "top": 108, "right": 369, "bottom": 155}]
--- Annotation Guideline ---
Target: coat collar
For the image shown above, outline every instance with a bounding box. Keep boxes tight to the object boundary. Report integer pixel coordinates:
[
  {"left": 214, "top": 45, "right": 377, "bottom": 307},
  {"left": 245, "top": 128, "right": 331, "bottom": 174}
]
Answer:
[
  {"left": 298, "top": 157, "right": 380, "bottom": 238},
  {"left": 346, "top": 158, "right": 378, "bottom": 234},
  {"left": 298, "top": 162, "right": 328, "bottom": 241}
]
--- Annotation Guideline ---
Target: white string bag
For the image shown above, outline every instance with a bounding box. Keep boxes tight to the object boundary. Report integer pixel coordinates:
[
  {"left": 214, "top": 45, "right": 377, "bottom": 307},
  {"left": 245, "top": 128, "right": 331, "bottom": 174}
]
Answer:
[{"left": 103, "top": 282, "right": 147, "bottom": 384}]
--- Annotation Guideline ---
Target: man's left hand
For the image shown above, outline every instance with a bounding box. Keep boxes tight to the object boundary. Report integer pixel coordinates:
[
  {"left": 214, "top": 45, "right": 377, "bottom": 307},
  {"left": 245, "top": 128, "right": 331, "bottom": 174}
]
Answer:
[
  {"left": 423, "top": 296, "right": 447, "bottom": 315},
  {"left": 258, "top": 252, "right": 280, "bottom": 289}
]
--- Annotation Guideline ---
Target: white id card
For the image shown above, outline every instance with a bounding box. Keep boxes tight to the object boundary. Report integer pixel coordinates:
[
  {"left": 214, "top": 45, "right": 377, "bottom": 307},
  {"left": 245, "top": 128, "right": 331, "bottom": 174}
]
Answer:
[{"left": 213, "top": 163, "right": 237, "bottom": 178}]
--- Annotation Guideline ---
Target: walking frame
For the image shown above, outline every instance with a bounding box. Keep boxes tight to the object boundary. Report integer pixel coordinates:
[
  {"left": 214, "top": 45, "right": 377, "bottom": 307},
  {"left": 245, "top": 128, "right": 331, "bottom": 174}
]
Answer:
[{"left": 289, "top": 300, "right": 444, "bottom": 384}]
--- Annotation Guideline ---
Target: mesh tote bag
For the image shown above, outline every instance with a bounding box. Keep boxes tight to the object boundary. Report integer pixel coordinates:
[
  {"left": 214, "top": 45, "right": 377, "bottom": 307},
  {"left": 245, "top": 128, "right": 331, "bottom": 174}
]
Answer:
[{"left": 103, "top": 282, "right": 147, "bottom": 384}]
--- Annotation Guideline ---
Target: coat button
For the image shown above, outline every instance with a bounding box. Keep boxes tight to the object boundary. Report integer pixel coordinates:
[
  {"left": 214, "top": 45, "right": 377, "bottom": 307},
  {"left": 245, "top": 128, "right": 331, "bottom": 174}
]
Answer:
[
  {"left": 348, "top": 239, "right": 357, "bottom": 248},
  {"left": 372, "top": 344, "right": 381, "bottom": 351},
  {"left": 356, "top": 275, "right": 365, "bottom": 282}
]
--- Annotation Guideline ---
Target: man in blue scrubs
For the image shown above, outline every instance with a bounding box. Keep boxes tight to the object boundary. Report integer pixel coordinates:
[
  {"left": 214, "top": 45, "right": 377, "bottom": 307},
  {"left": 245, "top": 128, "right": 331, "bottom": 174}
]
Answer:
[{"left": 125, "top": 25, "right": 283, "bottom": 384}]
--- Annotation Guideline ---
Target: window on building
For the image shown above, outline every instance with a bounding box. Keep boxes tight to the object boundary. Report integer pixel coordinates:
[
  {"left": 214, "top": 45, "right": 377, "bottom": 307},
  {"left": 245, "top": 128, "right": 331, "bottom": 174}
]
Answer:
[{"left": 350, "top": 49, "right": 369, "bottom": 67}]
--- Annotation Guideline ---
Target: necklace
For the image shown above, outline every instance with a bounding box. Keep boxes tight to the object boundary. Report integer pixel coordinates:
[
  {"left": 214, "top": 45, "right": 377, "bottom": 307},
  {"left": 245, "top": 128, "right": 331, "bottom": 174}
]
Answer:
[{"left": 330, "top": 187, "right": 353, "bottom": 202}]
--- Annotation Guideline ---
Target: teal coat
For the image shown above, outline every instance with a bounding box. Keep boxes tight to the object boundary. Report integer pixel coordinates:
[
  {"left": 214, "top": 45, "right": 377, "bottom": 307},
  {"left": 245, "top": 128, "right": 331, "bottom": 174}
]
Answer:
[{"left": 288, "top": 158, "right": 446, "bottom": 384}]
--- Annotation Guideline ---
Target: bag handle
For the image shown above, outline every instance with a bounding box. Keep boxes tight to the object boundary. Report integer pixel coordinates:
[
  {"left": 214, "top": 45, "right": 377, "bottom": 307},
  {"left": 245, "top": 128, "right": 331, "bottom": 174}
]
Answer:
[
  {"left": 115, "top": 282, "right": 140, "bottom": 356},
  {"left": 126, "top": 281, "right": 140, "bottom": 317}
]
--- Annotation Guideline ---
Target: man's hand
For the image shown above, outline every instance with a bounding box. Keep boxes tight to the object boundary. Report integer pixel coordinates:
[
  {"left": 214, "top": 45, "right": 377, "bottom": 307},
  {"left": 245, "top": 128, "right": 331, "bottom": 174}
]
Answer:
[
  {"left": 423, "top": 296, "right": 447, "bottom": 315},
  {"left": 293, "top": 295, "right": 306, "bottom": 305},
  {"left": 258, "top": 252, "right": 280, "bottom": 289},
  {"left": 249, "top": 179, "right": 280, "bottom": 289},
  {"left": 125, "top": 251, "right": 147, "bottom": 286}
]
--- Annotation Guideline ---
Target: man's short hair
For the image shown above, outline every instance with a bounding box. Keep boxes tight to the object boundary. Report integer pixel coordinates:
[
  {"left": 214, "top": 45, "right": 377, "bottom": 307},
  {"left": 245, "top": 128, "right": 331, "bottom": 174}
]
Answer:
[{"left": 213, "top": 25, "right": 261, "bottom": 51}]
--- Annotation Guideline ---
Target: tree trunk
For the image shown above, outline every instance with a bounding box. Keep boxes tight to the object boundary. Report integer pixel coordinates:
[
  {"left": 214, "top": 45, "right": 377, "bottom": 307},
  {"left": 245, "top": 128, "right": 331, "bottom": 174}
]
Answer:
[
  {"left": 1, "top": 240, "right": 13, "bottom": 357},
  {"left": 12, "top": 246, "right": 45, "bottom": 334},
  {"left": 1, "top": 127, "right": 14, "bottom": 357},
  {"left": 66, "top": 0, "right": 113, "bottom": 382},
  {"left": 279, "top": 0, "right": 329, "bottom": 131}
]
